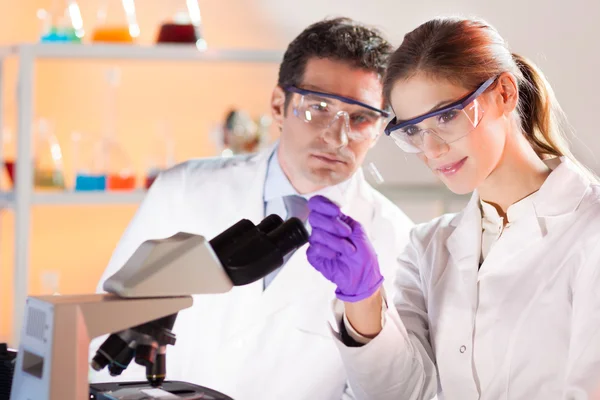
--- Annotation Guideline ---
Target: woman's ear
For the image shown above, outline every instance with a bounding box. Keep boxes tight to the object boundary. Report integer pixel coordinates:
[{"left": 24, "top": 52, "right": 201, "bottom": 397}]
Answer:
[
  {"left": 497, "top": 72, "right": 519, "bottom": 115},
  {"left": 271, "top": 86, "right": 286, "bottom": 128}
]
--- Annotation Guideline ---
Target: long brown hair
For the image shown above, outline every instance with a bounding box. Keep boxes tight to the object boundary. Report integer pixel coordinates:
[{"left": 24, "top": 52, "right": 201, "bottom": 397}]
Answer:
[{"left": 383, "top": 17, "right": 596, "bottom": 181}]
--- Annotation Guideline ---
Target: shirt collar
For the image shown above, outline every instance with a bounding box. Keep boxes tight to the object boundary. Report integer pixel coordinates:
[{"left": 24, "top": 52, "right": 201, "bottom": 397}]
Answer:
[
  {"left": 263, "top": 143, "right": 353, "bottom": 206},
  {"left": 480, "top": 194, "right": 534, "bottom": 227}
]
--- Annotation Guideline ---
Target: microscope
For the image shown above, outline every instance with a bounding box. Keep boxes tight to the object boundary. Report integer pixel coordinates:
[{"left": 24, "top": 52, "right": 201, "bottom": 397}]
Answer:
[{"left": 8, "top": 214, "right": 308, "bottom": 400}]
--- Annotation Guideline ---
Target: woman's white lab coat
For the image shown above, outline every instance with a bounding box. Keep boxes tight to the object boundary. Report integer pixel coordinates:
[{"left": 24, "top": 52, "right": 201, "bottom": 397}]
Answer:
[{"left": 333, "top": 157, "right": 600, "bottom": 400}]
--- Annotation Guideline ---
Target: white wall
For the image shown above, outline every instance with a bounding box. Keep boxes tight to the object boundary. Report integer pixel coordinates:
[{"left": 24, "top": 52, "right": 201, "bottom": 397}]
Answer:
[
  {"left": 241, "top": 0, "right": 599, "bottom": 221},
  {"left": 204, "top": 0, "right": 600, "bottom": 177}
]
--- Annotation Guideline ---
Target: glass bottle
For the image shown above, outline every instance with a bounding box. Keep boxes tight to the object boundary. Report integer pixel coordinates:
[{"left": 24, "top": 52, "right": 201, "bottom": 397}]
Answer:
[
  {"left": 101, "top": 68, "right": 136, "bottom": 191},
  {"left": 34, "top": 119, "right": 66, "bottom": 190},
  {"left": 155, "top": 0, "right": 206, "bottom": 48},
  {"left": 38, "top": 0, "right": 84, "bottom": 43},
  {"left": 92, "top": 0, "right": 140, "bottom": 43},
  {"left": 72, "top": 131, "right": 107, "bottom": 191}
]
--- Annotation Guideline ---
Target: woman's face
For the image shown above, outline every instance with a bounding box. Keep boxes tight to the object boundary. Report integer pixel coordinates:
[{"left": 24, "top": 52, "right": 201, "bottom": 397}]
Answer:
[{"left": 389, "top": 73, "right": 515, "bottom": 194}]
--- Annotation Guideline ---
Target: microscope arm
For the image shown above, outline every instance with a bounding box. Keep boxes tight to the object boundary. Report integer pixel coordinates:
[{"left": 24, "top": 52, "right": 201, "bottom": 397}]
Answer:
[{"left": 10, "top": 294, "right": 191, "bottom": 400}]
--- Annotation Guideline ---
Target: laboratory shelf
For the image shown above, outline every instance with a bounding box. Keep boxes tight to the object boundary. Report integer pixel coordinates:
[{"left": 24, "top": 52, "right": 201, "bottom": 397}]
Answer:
[
  {"left": 0, "top": 190, "right": 147, "bottom": 207},
  {"left": 0, "top": 43, "right": 284, "bottom": 63},
  {"left": 0, "top": 43, "right": 285, "bottom": 347}
]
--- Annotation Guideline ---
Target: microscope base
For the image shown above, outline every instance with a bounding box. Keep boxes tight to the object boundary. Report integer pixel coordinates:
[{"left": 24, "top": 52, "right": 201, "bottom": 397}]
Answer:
[{"left": 90, "top": 380, "right": 234, "bottom": 400}]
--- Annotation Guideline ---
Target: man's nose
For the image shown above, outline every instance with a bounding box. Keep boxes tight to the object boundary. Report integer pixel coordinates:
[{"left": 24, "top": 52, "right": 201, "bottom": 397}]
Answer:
[{"left": 321, "top": 112, "right": 349, "bottom": 147}]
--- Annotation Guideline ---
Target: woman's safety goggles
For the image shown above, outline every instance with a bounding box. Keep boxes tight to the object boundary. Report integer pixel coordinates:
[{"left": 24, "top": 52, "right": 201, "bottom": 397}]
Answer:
[
  {"left": 285, "top": 86, "right": 390, "bottom": 144},
  {"left": 383, "top": 77, "right": 497, "bottom": 154}
]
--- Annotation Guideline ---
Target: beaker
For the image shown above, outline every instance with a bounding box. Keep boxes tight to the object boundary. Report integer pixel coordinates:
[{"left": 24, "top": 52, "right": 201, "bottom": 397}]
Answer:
[
  {"left": 72, "top": 131, "right": 107, "bottom": 191},
  {"left": 38, "top": 0, "right": 84, "bottom": 43},
  {"left": 92, "top": 0, "right": 140, "bottom": 43},
  {"left": 34, "top": 119, "right": 66, "bottom": 190},
  {"left": 155, "top": 0, "right": 206, "bottom": 48}
]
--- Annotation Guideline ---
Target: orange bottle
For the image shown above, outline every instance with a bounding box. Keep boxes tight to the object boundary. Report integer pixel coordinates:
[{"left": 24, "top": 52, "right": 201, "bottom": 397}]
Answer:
[{"left": 92, "top": 0, "right": 139, "bottom": 43}]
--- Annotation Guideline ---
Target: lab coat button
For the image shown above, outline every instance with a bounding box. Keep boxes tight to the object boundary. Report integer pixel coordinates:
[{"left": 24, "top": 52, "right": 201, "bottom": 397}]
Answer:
[{"left": 459, "top": 345, "right": 466, "bottom": 353}]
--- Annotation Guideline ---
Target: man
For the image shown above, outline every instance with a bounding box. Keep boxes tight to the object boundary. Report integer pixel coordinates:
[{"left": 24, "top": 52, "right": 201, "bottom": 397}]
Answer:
[{"left": 90, "top": 17, "right": 413, "bottom": 400}]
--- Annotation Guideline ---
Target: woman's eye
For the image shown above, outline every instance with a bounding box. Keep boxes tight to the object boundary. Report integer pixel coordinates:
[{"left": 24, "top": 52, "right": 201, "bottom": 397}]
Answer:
[
  {"left": 439, "top": 110, "right": 459, "bottom": 123},
  {"left": 402, "top": 125, "right": 420, "bottom": 136}
]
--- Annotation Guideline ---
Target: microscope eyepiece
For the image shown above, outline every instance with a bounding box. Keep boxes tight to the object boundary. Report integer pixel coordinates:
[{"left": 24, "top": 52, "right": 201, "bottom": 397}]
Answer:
[
  {"left": 216, "top": 215, "right": 309, "bottom": 286},
  {"left": 266, "top": 217, "right": 309, "bottom": 256},
  {"left": 256, "top": 214, "right": 284, "bottom": 234}
]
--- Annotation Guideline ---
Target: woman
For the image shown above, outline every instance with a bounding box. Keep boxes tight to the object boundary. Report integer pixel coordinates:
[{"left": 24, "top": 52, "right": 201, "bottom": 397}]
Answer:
[{"left": 306, "top": 16, "right": 600, "bottom": 400}]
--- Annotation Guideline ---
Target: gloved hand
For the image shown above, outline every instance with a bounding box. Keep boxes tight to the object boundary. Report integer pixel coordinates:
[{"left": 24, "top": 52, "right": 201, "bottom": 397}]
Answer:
[{"left": 306, "top": 195, "right": 383, "bottom": 302}]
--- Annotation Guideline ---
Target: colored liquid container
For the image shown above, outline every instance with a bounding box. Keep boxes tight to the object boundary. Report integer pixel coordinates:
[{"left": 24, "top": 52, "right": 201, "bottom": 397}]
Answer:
[
  {"left": 34, "top": 169, "right": 65, "bottom": 190},
  {"left": 107, "top": 173, "right": 135, "bottom": 190},
  {"left": 92, "top": 26, "right": 134, "bottom": 43},
  {"left": 41, "top": 26, "right": 81, "bottom": 43},
  {"left": 157, "top": 23, "right": 199, "bottom": 44},
  {"left": 75, "top": 173, "right": 106, "bottom": 191},
  {"left": 5, "top": 160, "right": 14, "bottom": 184},
  {"left": 145, "top": 173, "right": 157, "bottom": 189}
]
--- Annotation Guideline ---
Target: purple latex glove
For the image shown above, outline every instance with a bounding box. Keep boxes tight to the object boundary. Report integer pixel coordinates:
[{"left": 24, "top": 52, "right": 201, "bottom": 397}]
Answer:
[{"left": 306, "top": 195, "right": 383, "bottom": 302}]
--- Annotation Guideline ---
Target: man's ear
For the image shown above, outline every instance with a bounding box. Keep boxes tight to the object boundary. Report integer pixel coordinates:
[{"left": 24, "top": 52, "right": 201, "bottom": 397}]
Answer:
[{"left": 271, "top": 86, "right": 286, "bottom": 129}]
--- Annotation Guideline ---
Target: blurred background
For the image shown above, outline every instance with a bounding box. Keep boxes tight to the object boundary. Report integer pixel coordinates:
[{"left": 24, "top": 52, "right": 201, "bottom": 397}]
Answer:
[{"left": 0, "top": 0, "right": 598, "bottom": 344}]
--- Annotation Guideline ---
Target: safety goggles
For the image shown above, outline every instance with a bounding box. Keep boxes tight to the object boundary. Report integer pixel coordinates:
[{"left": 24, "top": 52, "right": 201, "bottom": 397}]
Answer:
[
  {"left": 285, "top": 86, "right": 390, "bottom": 144},
  {"left": 383, "top": 77, "right": 497, "bottom": 154}
]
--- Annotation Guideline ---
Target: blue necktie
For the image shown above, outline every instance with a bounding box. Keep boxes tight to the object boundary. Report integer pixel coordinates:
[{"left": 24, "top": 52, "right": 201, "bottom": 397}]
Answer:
[{"left": 263, "top": 195, "right": 309, "bottom": 289}]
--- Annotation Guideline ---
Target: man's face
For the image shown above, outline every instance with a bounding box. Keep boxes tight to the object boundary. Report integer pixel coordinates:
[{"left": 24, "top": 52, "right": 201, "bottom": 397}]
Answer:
[{"left": 272, "top": 58, "right": 385, "bottom": 194}]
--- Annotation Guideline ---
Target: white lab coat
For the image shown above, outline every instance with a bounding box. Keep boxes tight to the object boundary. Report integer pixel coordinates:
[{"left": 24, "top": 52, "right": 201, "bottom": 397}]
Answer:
[
  {"left": 333, "top": 156, "right": 600, "bottom": 400},
  {"left": 89, "top": 147, "right": 413, "bottom": 400}
]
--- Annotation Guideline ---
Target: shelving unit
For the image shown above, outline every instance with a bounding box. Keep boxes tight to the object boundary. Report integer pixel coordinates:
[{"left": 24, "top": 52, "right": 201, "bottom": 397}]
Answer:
[
  {"left": 0, "top": 43, "right": 285, "bottom": 346},
  {"left": 0, "top": 42, "right": 466, "bottom": 347}
]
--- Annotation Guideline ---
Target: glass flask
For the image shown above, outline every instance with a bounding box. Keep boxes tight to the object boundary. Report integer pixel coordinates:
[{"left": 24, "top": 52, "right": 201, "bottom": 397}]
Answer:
[
  {"left": 92, "top": 0, "right": 140, "bottom": 43},
  {"left": 155, "top": 0, "right": 206, "bottom": 48},
  {"left": 72, "top": 131, "right": 107, "bottom": 191},
  {"left": 103, "top": 137, "right": 136, "bottom": 190},
  {"left": 34, "top": 119, "right": 66, "bottom": 190},
  {"left": 101, "top": 68, "right": 136, "bottom": 191},
  {"left": 38, "top": 0, "right": 84, "bottom": 43},
  {"left": 144, "top": 121, "right": 175, "bottom": 189}
]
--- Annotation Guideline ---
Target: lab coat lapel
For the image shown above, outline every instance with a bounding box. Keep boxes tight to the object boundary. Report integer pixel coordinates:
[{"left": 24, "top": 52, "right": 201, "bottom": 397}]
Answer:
[
  {"left": 217, "top": 147, "right": 272, "bottom": 340},
  {"left": 235, "top": 147, "right": 272, "bottom": 224},
  {"left": 446, "top": 192, "right": 483, "bottom": 269}
]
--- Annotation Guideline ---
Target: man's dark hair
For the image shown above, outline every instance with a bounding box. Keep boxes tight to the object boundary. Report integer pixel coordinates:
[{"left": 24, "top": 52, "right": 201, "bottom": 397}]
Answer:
[{"left": 278, "top": 17, "right": 393, "bottom": 108}]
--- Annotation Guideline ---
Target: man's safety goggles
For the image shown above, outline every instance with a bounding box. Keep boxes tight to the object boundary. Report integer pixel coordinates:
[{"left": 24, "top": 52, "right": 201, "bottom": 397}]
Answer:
[{"left": 285, "top": 86, "right": 390, "bottom": 143}]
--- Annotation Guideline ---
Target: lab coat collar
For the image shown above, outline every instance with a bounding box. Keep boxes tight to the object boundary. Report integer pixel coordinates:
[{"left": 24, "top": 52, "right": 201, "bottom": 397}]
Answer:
[
  {"left": 446, "top": 156, "right": 590, "bottom": 266},
  {"left": 532, "top": 156, "right": 590, "bottom": 217},
  {"left": 220, "top": 145, "right": 274, "bottom": 235}
]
